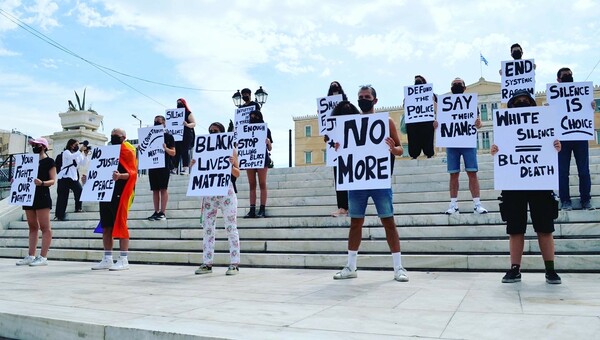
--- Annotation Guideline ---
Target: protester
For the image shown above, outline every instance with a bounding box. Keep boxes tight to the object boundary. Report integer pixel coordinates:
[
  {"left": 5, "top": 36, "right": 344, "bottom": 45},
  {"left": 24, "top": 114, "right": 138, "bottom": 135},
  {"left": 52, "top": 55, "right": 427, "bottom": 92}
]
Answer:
[
  {"left": 77, "top": 140, "right": 91, "bottom": 209},
  {"left": 55, "top": 139, "right": 84, "bottom": 220},
  {"left": 171, "top": 98, "right": 196, "bottom": 175},
  {"left": 148, "top": 115, "right": 176, "bottom": 221},
  {"left": 244, "top": 110, "right": 273, "bottom": 218},
  {"left": 406, "top": 75, "right": 436, "bottom": 159},
  {"left": 240, "top": 87, "right": 261, "bottom": 112}
]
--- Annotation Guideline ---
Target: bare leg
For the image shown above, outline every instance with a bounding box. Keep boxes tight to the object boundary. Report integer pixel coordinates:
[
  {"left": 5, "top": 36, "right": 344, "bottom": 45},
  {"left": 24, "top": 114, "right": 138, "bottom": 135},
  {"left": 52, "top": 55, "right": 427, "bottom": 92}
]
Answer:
[
  {"left": 381, "top": 217, "right": 400, "bottom": 253},
  {"left": 467, "top": 171, "right": 481, "bottom": 198},
  {"left": 25, "top": 210, "right": 39, "bottom": 256},
  {"left": 160, "top": 189, "right": 168, "bottom": 213},
  {"left": 257, "top": 168, "right": 268, "bottom": 205},
  {"left": 348, "top": 218, "right": 364, "bottom": 251},
  {"left": 103, "top": 227, "right": 114, "bottom": 251},
  {"left": 152, "top": 190, "right": 160, "bottom": 212},
  {"left": 119, "top": 238, "right": 129, "bottom": 252},
  {"left": 36, "top": 208, "right": 52, "bottom": 257},
  {"left": 449, "top": 173, "right": 460, "bottom": 198},
  {"left": 509, "top": 234, "right": 525, "bottom": 265},
  {"left": 537, "top": 232, "right": 555, "bottom": 261},
  {"left": 246, "top": 169, "right": 257, "bottom": 206}
]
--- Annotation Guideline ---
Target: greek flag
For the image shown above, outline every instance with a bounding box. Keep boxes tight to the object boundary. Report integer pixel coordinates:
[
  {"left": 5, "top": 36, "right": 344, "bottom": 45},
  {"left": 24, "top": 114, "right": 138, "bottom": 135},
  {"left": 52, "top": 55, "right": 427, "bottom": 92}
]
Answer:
[{"left": 480, "top": 53, "right": 488, "bottom": 66}]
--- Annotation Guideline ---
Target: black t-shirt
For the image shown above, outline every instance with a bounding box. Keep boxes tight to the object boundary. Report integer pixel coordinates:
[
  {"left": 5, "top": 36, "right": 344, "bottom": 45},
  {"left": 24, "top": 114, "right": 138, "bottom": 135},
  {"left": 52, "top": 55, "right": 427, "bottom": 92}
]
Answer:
[
  {"left": 164, "top": 132, "right": 175, "bottom": 166},
  {"left": 242, "top": 101, "right": 261, "bottom": 112}
]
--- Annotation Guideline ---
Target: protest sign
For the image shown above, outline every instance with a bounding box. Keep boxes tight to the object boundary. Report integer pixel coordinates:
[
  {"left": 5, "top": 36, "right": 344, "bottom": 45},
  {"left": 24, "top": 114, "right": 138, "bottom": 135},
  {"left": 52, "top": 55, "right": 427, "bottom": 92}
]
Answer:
[
  {"left": 234, "top": 106, "right": 255, "bottom": 140},
  {"left": 435, "top": 93, "right": 478, "bottom": 148},
  {"left": 187, "top": 132, "right": 235, "bottom": 197},
  {"left": 237, "top": 123, "right": 268, "bottom": 170},
  {"left": 335, "top": 112, "right": 391, "bottom": 191},
  {"left": 403, "top": 84, "right": 435, "bottom": 124},
  {"left": 546, "top": 81, "right": 594, "bottom": 141},
  {"left": 500, "top": 59, "right": 536, "bottom": 103},
  {"left": 137, "top": 126, "right": 166, "bottom": 170},
  {"left": 165, "top": 107, "right": 185, "bottom": 141},
  {"left": 81, "top": 145, "right": 121, "bottom": 202},
  {"left": 316, "top": 94, "right": 343, "bottom": 136},
  {"left": 9, "top": 153, "right": 39, "bottom": 206},
  {"left": 493, "top": 106, "right": 558, "bottom": 190}
]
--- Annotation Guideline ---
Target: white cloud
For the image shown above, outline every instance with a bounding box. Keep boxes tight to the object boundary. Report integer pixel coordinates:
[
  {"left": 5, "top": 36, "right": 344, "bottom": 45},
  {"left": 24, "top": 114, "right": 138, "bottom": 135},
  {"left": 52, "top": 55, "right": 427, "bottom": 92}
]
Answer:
[{"left": 22, "top": 0, "right": 60, "bottom": 30}]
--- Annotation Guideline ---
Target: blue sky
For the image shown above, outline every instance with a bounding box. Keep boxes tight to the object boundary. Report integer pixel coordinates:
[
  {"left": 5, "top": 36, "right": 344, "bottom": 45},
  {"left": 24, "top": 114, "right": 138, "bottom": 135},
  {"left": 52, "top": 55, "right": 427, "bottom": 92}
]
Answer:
[{"left": 1, "top": 0, "right": 599, "bottom": 167}]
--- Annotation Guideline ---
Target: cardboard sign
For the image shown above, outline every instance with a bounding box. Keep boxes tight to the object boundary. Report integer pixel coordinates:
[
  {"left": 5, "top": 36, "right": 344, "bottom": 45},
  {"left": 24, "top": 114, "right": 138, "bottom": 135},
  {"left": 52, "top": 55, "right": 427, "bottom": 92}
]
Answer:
[
  {"left": 165, "top": 107, "right": 185, "bottom": 142},
  {"left": 137, "top": 126, "right": 166, "bottom": 170},
  {"left": 237, "top": 123, "right": 268, "bottom": 170},
  {"left": 546, "top": 81, "right": 595, "bottom": 141},
  {"left": 9, "top": 154, "right": 39, "bottom": 206},
  {"left": 187, "top": 132, "right": 234, "bottom": 197},
  {"left": 493, "top": 106, "right": 558, "bottom": 190},
  {"left": 317, "top": 94, "right": 343, "bottom": 135},
  {"left": 80, "top": 145, "right": 121, "bottom": 202},
  {"left": 335, "top": 112, "right": 391, "bottom": 190},
  {"left": 435, "top": 93, "right": 478, "bottom": 148},
  {"left": 403, "top": 84, "right": 435, "bottom": 124},
  {"left": 234, "top": 106, "right": 255, "bottom": 140},
  {"left": 325, "top": 123, "right": 340, "bottom": 167},
  {"left": 501, "top": 59, "right": 536, "bottom": 103}
]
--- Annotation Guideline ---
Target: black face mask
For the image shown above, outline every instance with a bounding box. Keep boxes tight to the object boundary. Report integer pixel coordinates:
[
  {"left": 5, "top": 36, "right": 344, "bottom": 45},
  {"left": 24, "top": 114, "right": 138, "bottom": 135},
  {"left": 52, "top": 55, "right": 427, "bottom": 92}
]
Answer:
[
  {"left": 560, "top": 74, "right": 574, "bottom": 83},
  {"left": 154, "top": 121, "right": 162, "bottom": 126},
  {"left": 177, "top": 102, "right": 184, "bottom": 108},
  {"left": 414, "top": 79, "right": 425, "bottom": 85},
  {"left": 32, "top": 146, "right": 43, "bottom": 154},
  {"left": 110, "top": 135, "right": 122, "bottom": 145},
  {"left": 249, "top": 117, "right": 261, "bottom": 124},
  {"left": 242, "top": 95, "right": 250, "bottom": 102},
  {"left": 329, "top": 86, "right": 340, "bottom": 93},
  {"left": 451, "top": 84, "right": 464, "bottom": 94},
  {"left": 513, "top": 100, "right": 530, "bottom": 108},
  {"left": 358, "top": 99, "right": 374, "bottom": 112},
  {"left": 511, "top": 51, "right": 523, "bottom": 60},
  {"left": 71, "top": 146, "right": 79, "bottom": 153}
]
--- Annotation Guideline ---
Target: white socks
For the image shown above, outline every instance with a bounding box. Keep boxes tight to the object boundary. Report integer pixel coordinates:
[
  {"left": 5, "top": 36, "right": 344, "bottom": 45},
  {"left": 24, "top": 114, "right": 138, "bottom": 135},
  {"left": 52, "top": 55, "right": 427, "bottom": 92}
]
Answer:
[
  {"left": 347, "top": 250, "right": 358, "bottom": 270},
  {"left": 392, "top": 252, "right": 403, "bottom": 270}
]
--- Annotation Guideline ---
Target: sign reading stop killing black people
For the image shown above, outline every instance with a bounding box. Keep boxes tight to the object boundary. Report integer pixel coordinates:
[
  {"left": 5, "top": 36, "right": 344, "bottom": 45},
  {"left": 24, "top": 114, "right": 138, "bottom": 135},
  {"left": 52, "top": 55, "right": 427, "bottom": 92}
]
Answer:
[
  {"left": 80, "top": 145, "right": 121, "bottom": 202},
  {"left": 316, "top": 94, "right": 343, "bottom": 136},
  {"left": 237, "top": 123, "right": 268, "bottom": 169},
  {"left": 403, "top": 84, "right": 435, "bottom": 123},
  {"left": 165, "top": 107, "right": 185, "bottom": 142},
  {"left": 546, "top": 81, "right": 595, "bottom": 141},
  {"left": 187, "top": 132, "right": 234, "bottom": 197},
  {"left": 500, "top": 59, "right": 536, "bottom": 103},
  {"left": 137, "top": 126, "right": 166, "bottom": 170},
  {"left": 335, "top": 112, "right": 391, "bottom": 191},
  {"left": 435, "top": 93, "right": 478, "bottom": 148},
  {"left": 9, "top": 153, "right": 39, "bottom": 206},
  {"left": 493, "top": 106, "right": 558, "bottom": 190}
]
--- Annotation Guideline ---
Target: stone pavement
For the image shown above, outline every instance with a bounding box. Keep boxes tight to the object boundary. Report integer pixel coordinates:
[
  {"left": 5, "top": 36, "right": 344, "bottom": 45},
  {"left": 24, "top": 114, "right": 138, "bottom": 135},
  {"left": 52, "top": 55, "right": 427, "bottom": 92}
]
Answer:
[{"left": 0, "top": 259, "right": 599, "bottom": 340}]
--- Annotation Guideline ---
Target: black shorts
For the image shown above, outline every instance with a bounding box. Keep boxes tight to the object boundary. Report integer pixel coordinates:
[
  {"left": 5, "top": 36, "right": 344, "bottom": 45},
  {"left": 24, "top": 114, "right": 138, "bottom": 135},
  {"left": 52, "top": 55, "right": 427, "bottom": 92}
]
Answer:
[
  {"left": 99, "top": 197, "right": 120, "bottom": 229},
  {"left": 23, "top": 188, "right": 52, "bottom": 210},
  {"left": 149, "top": 167, "right": 170, "bottom": 190},
  {"left": 499, "top": 190, "right": 558, "bottom": 234}
]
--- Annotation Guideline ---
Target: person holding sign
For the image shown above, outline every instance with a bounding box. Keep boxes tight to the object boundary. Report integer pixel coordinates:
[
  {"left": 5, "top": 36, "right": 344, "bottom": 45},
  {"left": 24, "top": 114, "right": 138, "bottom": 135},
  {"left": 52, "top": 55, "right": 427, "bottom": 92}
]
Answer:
[
  {"left": 240, "top": 87, "right": 262, "bottom": 112},
  {"left": 171, "top": 98, "right": 196, "bottom": 175},
  {"left": 498, "top": 43, "right": 536, "bottom": 75},
  {"left": 55, "top": 139, "right": 85, "bottom": 221},
  {"left": 491, "top": 90, "right": 562, "bottom": 284},
  {"left": 405, "top": 75, "right": 437, "bottom": 159},
  {"left": 16, "top": 137, "right": 56, "bottom": 266},
  {"left": 147, "top": 115, "right": 176, "bottom": 221},
  {"left": 333, "top": 85, "right": 409, "bottom": 282},
  {"left": 243, "top": 110, "right": 273, "bottom": 218}
]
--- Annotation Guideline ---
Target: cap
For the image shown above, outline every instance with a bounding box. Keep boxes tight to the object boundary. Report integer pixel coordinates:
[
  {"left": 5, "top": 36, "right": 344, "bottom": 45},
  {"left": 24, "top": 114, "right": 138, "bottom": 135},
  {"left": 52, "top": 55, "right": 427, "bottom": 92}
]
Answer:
[
  {"left": 29, "top": 137, "right": 49, "bottom": 149},
  {"left": 507, "top": 89, "right": 537, "bottom": 108}
]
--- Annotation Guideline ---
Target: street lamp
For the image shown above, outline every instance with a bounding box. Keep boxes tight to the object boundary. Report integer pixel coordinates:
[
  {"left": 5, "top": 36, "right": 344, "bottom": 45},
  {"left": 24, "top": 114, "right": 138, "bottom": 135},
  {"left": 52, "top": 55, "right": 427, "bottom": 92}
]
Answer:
[
  {"left": 232, "top": 90, "right": 242, "bottom": 108},
  {"left": 232, "top": 86, "right": 268, "bottom": 108},
  {"left": 131, "top": 114, "right": 142, "bottom": 128}
]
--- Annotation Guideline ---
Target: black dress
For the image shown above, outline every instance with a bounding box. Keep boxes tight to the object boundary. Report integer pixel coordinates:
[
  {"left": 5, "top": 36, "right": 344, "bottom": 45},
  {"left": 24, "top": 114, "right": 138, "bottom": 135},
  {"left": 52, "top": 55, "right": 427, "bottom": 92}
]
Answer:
[{"left": 23, "top": 157, "right": 55, "bottom": 210}]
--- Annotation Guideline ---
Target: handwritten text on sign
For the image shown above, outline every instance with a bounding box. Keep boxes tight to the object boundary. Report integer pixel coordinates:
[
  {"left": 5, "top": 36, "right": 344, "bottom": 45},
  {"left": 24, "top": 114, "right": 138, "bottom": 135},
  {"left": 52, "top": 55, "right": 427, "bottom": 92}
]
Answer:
[
  {"left": 9, "top": 154, "right": 39, "bottom": 206},
  {"left": 187, "top": 132, "right": 234, "bottom": 197},
  {"left": 335, "top": 112, "right": 391, "bottom": 191},
  {"left": 316, "top": 94, "right": 343, "bottom": 135},
  {"left": 435, "top": 93, "right": 478, "bottom": 148},
  {"left": 237, "top": 123, "right": 268, "bottom": 170},
  {"left": 165, "top": 107, "right": 185, "bottom": 142},
  {"left": 137, "top": 126, "right": 165, "bottom": 170},
  {"left": 493, "top": 106, "right": 558, "bottom": 190},
  {"left": 500, "top": 59, "right": 536, "bottom": 103},
  {"left": 403, "top": 84, "right": 435, "bottom": 123},
  {"left": 546, "top": 81, "right": 594, "bottom": 141},
  {"left": 80, "top": 145, "right": 121, "bottom": 202},
  {"left": 234, "top": 106, "right": 255, "bottom": 141}
]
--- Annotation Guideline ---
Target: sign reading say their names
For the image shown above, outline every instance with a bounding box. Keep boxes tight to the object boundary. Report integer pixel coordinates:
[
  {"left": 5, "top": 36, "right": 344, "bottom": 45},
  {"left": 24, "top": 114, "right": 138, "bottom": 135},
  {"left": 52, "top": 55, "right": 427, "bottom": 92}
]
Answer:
[
  {"left": 546, "top": 81, "right": 594, "bottom": 141},
  {"left": 187, "top": 132, "right": 234, "bottom": 197},
  {"left": 501, "top": 59, "right": 536, "bottom": 103},
  {"left": 493, "top": 106, "right": 558, "bottom": 190},
  {"left": 81, "top": 145, "right": 121, "bottom": 202},
  {"left": 403, "top": 84, "right": 435, "bottom": 124},
  {"left": 165, "top": 107, "right": 185, "bottom": 142},
  {"left": 137, "top": 126, "right": 166, "bottom": 170},
  {"left": 316, "top": 94, "right": 343, "bottom": 136},
  {"left": 9, "top": 153, "right": 39, "bottom": 206},
  {"left": 435, "top": 93, "right": 478, "bottom": 148},
  {"left": 234, "top": 106, "right": 255, "bottom": 140},
  {"left": 335, "top": 112, "right": 391, "bottom": 191},
  {"left": 237, "top": 123, "right": 268, "bottom": 170}
]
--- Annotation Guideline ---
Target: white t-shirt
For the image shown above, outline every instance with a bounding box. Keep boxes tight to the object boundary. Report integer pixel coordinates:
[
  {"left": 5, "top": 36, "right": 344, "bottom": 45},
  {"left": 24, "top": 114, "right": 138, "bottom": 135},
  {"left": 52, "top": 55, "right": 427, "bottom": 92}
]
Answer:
[{"left": 58, "top": 149, "right": 84, "bottom": 180}]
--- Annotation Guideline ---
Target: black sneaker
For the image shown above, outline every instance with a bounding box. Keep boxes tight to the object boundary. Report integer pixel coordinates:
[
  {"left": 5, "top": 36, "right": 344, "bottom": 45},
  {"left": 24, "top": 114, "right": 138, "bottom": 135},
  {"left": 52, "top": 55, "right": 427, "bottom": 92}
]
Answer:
[
  {"left": 545, "top": 271, "right": 562, "bottom": 284},
  {"left": 502, "top": 268, "right": 522, "bottom": 283},
  {"left": 147, "top": 212, "right": 159, "bottom": 221},
  {"left": 155, "top": 212, "right": 166, "bottom": 221}
]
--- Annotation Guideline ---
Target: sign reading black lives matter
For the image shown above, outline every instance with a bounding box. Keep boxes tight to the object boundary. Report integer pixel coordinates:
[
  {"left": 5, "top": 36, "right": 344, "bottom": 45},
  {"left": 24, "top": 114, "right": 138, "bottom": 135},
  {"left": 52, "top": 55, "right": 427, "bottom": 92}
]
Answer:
[
  {"left": 316, "top": 94, "right": 343, "bottom": 135},
  {"left": 137, "top": 126, "right": 166, "bottom": 170},
  {"left": 81, "top": 145, "right": 121, "bottom": 202},
  {"left": 335, "top": 112, "right": 391, "bottom": 191},
  {"left": 237, "top": 123, "right": 268, "bottom": 169},
  {"left": 9, "top": 153, "right": 39, "bottom": 206},
  {"left": 501, "top": 59, "right": 535, "bottom": 103},
  {"left": 187, "top": 132, "right": 234, "bottom": 197},
  {"left": 403, "top": 84, "right": 435, "bottom": 124},
  {"left": 435, "top": 93, "right": 478, "bottom": 148},
  {"left": 165, "top": 107, "right": 185, "bottom": 142},
  {"left": 546, "top": 81, "right": 594, "bottom": 141},
  {"left": 234, "top": 106, "right": 255, "bottom": 140},
  {"left": 493, "top": 106, "right": 558, "bottom": 190}
]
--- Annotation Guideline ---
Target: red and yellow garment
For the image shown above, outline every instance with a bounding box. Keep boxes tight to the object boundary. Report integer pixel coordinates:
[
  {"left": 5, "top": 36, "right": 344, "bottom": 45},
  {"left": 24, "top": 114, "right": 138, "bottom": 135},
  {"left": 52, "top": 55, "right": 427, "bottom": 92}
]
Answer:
[{"left": 112, "top": 141, "right": 137, "bottom": 239}]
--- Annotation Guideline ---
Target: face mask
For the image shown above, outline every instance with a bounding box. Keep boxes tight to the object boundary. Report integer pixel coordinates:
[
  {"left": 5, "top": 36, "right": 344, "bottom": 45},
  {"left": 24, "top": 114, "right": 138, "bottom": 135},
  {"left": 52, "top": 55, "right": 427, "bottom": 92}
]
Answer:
[
  {"left": 154, "top": 121, "right": 162, "bottom": 126},
  {"left": 110, "top": 135, "right": 122, "bottom": 145},
  {"left": 249, "top": 117, "right": 260, "bottom": 124},
  {"left": 560, "top": 74, "right": 574, "bottom": 83},
  {"left": 513, "top": 100, "right": 530, "bottom": 108},
  {"left": 32, "top": 146, "right": 43, "bottom": 154},
  {"left": 330, "top": 85, "right": 340, "bottom": 93},
  {"left": 451, "top": 84, "right": 464, "bottom": 94},
  {"left": 511, "top": 51, "right": 523, "bottom": 60},
  {"left": 242, "top": 95, "right": 250, "bottom": 102},
  {"left": 71, "top": 146, "right": 79, "bottom": 153},
  {"left": 177, "top": 102, "right": 184, "bottom": 108},
  {"left": 414, "top": 79, "right": 425, "bottom": 85},
  {"left": 358, "top": 99, "right": 374, "bottom": 112}
]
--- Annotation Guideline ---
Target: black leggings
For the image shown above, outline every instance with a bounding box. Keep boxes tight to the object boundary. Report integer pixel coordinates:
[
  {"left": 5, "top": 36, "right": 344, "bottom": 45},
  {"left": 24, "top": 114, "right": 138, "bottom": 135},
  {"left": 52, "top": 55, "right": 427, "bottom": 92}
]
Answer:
[
  {"left": 173, "top": 141, "right": 192, "bottom": 170},
  {"left": 55, "top": 178, "right": 82, "bottom": 219},
  {"left": 406, "top": 121, "right": 435, "bottom": 158}
]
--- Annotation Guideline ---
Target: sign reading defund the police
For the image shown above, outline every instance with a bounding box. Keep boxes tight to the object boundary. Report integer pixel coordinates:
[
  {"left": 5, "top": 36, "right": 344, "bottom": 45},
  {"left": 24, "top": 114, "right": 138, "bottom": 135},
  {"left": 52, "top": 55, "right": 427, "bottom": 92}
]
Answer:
[
  {"left": 335, "top": 112, "right": 390, "bottom": 191},
  {"left": 165, "top": 107, "right": 185, "bottom": 142},
  {"left": 234, "top": 106, "right": 254, "bottom": 140},
  {"left": 493, "top": 106, "right": 558, "bottom": 190},
  {"left": 137, "top": 126, "right": 166, "bottom": 170},
  {"left": 237, "top": 123, "right": 268, "bottom": 170},
  {"left": 546, "top": 81, "right": 594, "bottom": 141},
  {"left": 403, "top": 84, "right": 435, "bottom": 124},
  {"left": 80, "top": 145, "right": 121, "bottom": 202},
  {"left": 316, "top": 94, "right": 343, "bottom": 136},
  {"left": 187, "top": 132, "right": 234, "bottom": 197},
  {"left": 435, "top": 93, "right": 478, "bottom": 148},
  {"left": 9, "top": 154, "right": 39, "bottom": 206},
  {"left": 501, "top": 59, "right": 535, "bottom": 103}
]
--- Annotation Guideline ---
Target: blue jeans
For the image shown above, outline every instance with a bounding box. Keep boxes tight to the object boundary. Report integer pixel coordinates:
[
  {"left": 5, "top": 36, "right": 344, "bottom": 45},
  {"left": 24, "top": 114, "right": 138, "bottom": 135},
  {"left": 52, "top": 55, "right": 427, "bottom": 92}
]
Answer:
[
  {"left": 558, "top": 141, "right": 591, "bottom": 203},
  {"left": 348, "top": 188, "right": 394, "bottom": 218},
  {"left": 446, "top": 148, "right": 478, "bottom": 173}
]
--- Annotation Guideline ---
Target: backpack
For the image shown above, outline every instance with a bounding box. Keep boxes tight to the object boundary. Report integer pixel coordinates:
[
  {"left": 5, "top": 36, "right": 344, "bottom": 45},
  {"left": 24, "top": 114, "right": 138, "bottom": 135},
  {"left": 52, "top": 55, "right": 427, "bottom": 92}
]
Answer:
[{"left": 55, "top": 152, "right": 63, "bottom": 173}]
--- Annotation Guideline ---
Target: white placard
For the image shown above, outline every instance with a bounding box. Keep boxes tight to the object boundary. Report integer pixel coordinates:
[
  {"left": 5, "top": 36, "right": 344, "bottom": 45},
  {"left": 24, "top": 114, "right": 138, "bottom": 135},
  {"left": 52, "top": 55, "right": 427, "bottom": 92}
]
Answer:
[
  {"left": 317, "top": 94, "right": 343, "bottom": 136},
  {"left": 335, "top": 112, "right": 391, "bottom": 191},
  {"left": 234, "top": 106, "right": 255, "bottom": 140},
  {"left": 435, "top": 93, "right": 478, "bottom": 148},
  {"left": 325, "top": 125, "right": 339, "bottom": 167},
  {"left": 546, "top": 81, "right": 595, "bottom": 141},
  {"left": 80, "top": 145, "right": 121, "bottom": 202},
  {"left": 500, "top": 59, "right": 536, "bottom": 103},
  {"left": 493, "top": 106, "right": 558, "bottom": 190},
  {"left": 9, "top": 154, "right": 39, "bottom": 206},
  {"left": 187, "top": 133, "right": 234, "bottom": 197},
  {"left": 165, "top": 107, "right": 185, "bottom": 142},
  {"left": 403, "top": 84, "right": 435, "bottom": 124},
  {"left": 137, "top": 126, "right": 166, "bottom": 170},
  {"left": 237, "top": 123, "right": 268, "bottom": 169}
]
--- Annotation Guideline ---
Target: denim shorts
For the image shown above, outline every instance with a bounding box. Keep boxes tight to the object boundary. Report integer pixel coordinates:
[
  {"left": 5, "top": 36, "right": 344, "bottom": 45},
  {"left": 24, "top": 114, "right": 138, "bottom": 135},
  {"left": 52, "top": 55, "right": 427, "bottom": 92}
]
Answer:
[
  {"left": 446, "top": 147, "right": 478, "bottom": 173},
  {"left": 348, "top": 188, "right": 394, "bottom": 218}
]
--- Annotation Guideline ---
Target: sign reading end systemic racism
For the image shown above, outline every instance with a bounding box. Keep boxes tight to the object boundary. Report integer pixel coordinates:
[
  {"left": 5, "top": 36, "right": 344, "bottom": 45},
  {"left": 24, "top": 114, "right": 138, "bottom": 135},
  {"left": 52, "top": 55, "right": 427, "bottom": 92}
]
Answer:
[
  {"left": 187, "top": 132, "right": 234, "bottom": 197},
  {"left": 81, "top": 145, "right": 121, "bottom": 202},
  {"left": 165, "top": 107, "right": 185, "bottom": 142},
  {"left": 501, "top": 59, "right": 536, "bottom": 103},
  {"left": 335, "top": 112, "right": 391, "bottom": 191},
  {"left": 137, "top": 126, "right": 166, "bottom": 170},
  {"left": 546, "top": 81, "right": 595, "bottom": 141},
  {"left": 9, "top": 154, "right": 39, "bottom": 206},
  {"left": 237, "top": 123, "right": 268, "bottom": 170},
  {"left": 493, "top": 106, "right": 558, "bottom": 190},
  {"left": 403, "top": 84, "right": 435, "bottom": 124},
  {"left": 435, "top": 93, "right": 478, "bottom": 148},
  {"left": 316, "top": 94, "right": 343, "bottom": 136}
]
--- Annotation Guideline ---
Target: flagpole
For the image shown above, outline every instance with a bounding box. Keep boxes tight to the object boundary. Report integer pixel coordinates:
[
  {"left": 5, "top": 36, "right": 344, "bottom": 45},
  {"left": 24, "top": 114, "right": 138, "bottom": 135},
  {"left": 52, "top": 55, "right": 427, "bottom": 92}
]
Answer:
[{"left": 480, "top": 51, "right": 483, "bottom": 78}]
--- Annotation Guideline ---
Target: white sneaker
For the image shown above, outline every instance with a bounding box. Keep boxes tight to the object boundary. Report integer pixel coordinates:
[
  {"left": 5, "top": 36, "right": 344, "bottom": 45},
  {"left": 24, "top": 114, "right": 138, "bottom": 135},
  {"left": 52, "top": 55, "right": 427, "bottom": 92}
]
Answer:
[
  {"left": 333, "top": 266, "right": 357, "bottom": 280},
  {"left": 474, "top": 204, "right": 488, "bottom": 214},
  {"left": 180, "top": 168, "right": 188, "bottom": 175},
  {"left": 91, "top": 258, "right": 114, "bottom": 270},
  {"left": 394, "top": 267, "right": 409, "bottom": 282},
  {"left": 445, "top": 205, "right": 459, "bottom": 215},
  {"left": 29, "top": 256, "right": 48, "bottom": 266},
  {"left": 109, "top": 258, "right": 130, "bottom": 271},
  {"left": 16, "top": 255, "right": 35, "bottom": 266}
]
